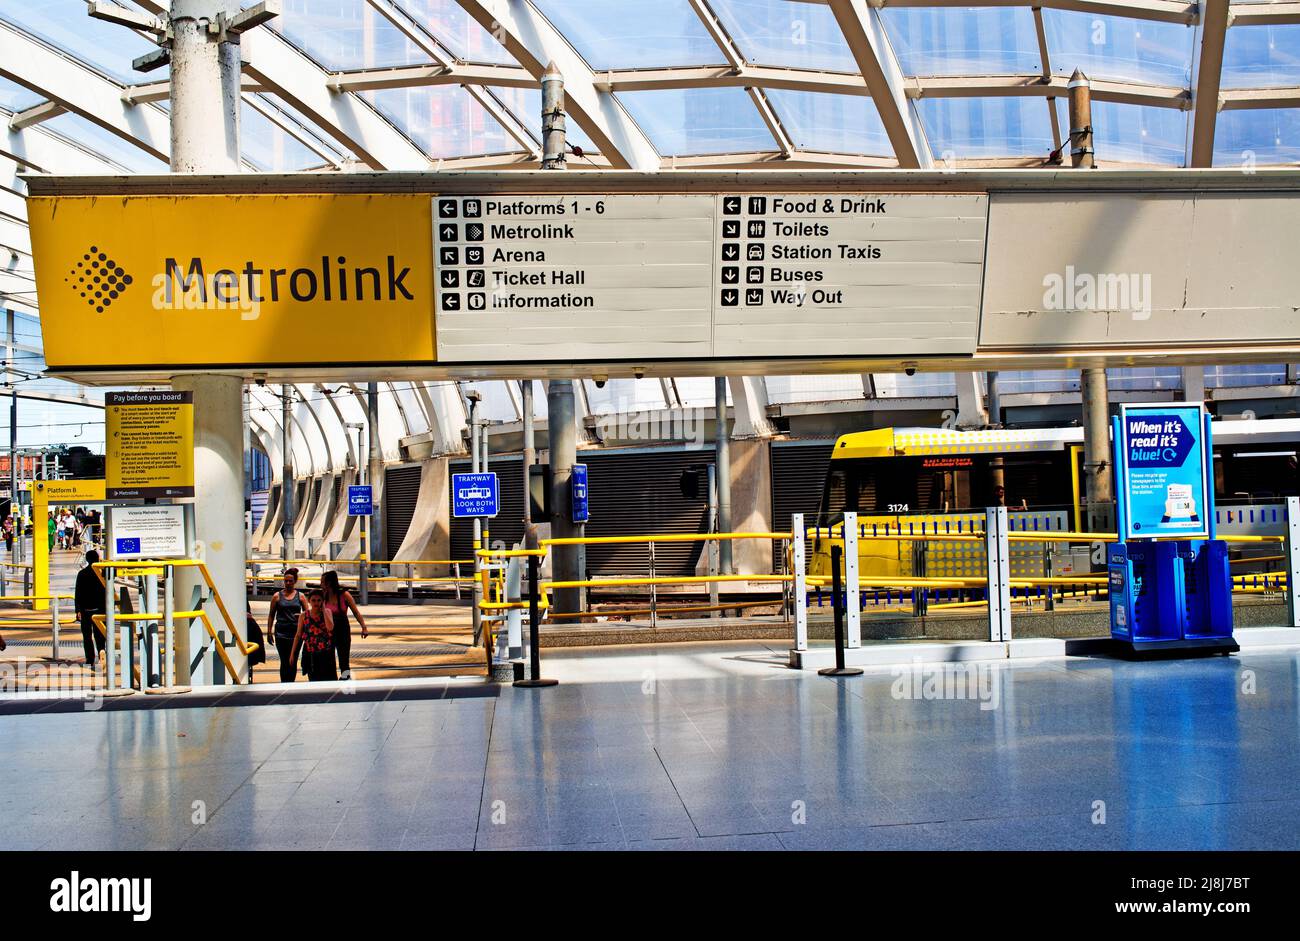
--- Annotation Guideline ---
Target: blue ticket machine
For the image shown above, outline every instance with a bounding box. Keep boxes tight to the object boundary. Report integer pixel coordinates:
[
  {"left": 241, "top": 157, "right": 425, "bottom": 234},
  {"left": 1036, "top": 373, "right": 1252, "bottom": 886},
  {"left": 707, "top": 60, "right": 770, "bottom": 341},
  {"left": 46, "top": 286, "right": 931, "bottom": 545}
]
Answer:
[{"left": 1109, "top": 406, "right": 1237, "bottom": 657}]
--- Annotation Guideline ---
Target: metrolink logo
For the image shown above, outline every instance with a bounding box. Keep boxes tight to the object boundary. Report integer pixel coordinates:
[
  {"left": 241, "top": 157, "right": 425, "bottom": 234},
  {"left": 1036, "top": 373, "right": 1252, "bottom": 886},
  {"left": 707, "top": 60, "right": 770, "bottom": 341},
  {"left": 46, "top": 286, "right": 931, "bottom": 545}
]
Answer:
[
  {"left": 64, "top": 245, "right": 135, "bottom": 314},
  {"left": 147, "top": 254, "right": 415, "bottom": 321}
]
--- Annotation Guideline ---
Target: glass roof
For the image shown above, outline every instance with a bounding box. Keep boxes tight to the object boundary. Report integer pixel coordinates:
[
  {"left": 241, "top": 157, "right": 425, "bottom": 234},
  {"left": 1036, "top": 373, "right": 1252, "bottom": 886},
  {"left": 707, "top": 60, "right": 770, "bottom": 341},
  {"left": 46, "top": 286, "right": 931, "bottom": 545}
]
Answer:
[
  {"left": 0, "top": 0, "right": 1292, "bottom": 171},
  {"left": 882, "top": 7, "right": 1042, "bottom": 77},
  {"left": 533, "top": 0, "right": 725, "bottom": 70},
  {"left": 712, "top": 0, "right": 857, "bottom": 72}
]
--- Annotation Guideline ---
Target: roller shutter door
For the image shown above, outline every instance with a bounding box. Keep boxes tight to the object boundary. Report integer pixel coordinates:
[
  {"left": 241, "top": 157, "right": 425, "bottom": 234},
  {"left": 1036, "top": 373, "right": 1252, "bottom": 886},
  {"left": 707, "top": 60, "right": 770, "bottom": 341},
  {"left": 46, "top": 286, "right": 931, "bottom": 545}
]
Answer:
[
  {"left": 582, "top": 448, "right": 711, "bottom": 577},
  {"left": 449, "top": 456, "right": 524, "bottom": 562},
  {"left": 770, "top": 440, "right": 835, "bottom": 555},
  {"left": 384, "top": 464, "right": 423, "bottom": 559}
]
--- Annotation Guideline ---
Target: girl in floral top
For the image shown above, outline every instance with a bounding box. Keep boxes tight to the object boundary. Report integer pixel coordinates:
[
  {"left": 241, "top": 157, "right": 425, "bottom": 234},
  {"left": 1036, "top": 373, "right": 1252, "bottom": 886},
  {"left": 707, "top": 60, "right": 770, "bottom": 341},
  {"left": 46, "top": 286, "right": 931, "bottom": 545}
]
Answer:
[{"left": 291, "top": 589, "right": 336, "bottom": 682}]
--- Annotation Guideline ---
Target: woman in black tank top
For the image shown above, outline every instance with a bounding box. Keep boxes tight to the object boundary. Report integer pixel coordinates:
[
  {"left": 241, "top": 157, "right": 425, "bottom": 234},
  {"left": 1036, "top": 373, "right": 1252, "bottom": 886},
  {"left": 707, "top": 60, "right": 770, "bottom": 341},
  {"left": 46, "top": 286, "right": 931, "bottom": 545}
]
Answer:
[{"left": 267, "top": 568, "right": 305, "bottom": 683}]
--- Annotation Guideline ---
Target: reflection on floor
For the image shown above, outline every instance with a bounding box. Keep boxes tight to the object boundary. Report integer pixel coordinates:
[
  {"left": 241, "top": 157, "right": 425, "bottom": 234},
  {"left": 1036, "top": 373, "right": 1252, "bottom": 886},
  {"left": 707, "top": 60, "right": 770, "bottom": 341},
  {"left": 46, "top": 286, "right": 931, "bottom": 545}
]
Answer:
[{"left": 1, "top": 639, "right": 1298, "bottom": 851}]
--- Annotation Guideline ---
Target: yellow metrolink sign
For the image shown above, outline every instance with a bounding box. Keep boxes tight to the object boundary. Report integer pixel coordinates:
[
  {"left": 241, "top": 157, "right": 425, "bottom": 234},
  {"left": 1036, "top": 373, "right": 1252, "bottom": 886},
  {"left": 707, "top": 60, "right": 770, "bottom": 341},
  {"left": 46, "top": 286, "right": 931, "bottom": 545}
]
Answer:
[{"left": 27, "top": 193, "right": 435, "bottom": 372}]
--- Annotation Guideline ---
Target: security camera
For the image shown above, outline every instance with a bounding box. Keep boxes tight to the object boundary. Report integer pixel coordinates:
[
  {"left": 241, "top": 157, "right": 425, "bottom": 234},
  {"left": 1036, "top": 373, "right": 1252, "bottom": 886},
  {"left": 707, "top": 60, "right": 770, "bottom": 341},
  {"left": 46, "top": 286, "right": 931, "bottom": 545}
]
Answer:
[
  {"left": 255, "top": 377, "right": 266, "bottom": 387},
  {"left": 903, "top": 362, "right": 918, "bottom": 377},
  {"left": 633, "top": 367, "right": 645, "bottom": 380},
  {"left": 593, "top": 374, "right": 608, "bottom": 389}
]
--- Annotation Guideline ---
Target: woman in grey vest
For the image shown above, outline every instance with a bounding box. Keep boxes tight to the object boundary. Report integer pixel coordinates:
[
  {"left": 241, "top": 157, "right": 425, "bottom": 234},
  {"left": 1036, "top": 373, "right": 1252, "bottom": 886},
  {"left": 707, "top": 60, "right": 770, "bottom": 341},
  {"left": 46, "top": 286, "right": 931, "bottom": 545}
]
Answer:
[{"left": 266, "top": 568, "right": 305, "bottom": 683}]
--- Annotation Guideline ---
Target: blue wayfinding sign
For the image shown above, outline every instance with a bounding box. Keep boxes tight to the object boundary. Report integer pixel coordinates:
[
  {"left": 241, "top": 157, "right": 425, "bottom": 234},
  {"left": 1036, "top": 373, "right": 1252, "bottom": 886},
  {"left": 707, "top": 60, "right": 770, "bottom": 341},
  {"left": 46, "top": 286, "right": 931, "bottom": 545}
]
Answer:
[
  {"left": 571, "top": 463, "right": 589, "bottom": 523},
  {"left": 1116, "top": 403, "right": 1209, "bottom": 540},
  {"left": 452, "top": 472, "right": 499, "bottom": 518},
  {"left": 348, "top": 484, "right": 373, "bottom": 516}
]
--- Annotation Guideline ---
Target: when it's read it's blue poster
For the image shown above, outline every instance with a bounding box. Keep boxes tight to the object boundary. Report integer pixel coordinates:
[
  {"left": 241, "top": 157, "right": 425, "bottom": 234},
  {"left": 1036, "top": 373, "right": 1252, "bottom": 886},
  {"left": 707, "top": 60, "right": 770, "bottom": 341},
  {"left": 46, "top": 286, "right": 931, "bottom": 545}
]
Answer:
[{"left": 1117, "top": 403, "right": 1209, "bottom": 541}]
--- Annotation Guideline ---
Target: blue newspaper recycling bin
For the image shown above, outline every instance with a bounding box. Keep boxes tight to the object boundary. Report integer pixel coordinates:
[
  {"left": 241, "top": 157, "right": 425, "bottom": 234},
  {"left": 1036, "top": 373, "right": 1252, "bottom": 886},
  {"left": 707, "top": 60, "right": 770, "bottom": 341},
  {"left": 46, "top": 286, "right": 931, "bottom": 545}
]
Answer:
[{"left": 1109, "top": 539, "right": 1237, "bottom": 657}]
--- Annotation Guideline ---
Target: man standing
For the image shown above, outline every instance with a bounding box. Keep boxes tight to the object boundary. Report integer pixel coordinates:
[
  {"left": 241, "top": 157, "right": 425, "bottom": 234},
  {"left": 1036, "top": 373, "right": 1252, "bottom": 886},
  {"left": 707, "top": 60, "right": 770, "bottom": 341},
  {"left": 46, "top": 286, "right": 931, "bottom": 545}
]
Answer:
[{"left": 74, "top": 549, "right": 107, "bottom": 669}]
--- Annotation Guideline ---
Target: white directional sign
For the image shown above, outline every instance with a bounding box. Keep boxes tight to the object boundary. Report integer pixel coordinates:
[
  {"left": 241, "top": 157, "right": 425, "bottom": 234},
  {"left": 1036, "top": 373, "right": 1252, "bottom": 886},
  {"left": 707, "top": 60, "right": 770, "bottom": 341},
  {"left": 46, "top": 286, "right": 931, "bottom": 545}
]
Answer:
[
  {"left": 712, "top": 193, "right": 987, "bottom": 357},
  {"left": 434, "top": 195, "right": 715, "bottom": 362},
  {"left": 432, "top": 193, "right": 987, "bottom": 363}
]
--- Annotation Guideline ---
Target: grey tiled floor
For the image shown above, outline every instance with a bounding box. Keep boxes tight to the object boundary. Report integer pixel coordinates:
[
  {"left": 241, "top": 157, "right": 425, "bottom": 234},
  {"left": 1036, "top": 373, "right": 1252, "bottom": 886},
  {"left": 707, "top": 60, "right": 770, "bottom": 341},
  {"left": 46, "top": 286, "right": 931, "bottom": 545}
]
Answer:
[{"left": 3, "top": 640, "right": 1299, "bottom": 850}]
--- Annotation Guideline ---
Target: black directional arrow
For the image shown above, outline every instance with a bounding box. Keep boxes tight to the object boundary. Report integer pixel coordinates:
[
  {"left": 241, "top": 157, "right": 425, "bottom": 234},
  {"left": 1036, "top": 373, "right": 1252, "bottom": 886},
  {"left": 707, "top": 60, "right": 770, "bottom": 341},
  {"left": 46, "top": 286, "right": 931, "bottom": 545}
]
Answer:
[
  {"left": 722, "top": 243, "right": 739, "bottom": 260},
  {"left": 721, "top": 267, "right": 739, "bottom": 284},
  {"left": 722, "top": 196, "right": 741, "bottom": 215}
]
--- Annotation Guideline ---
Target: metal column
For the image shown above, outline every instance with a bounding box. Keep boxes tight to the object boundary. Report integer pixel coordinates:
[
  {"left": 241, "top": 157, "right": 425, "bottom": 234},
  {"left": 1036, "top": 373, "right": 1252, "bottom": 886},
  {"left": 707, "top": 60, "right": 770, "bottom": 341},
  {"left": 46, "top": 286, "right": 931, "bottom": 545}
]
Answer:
[
  {"left": 985, "top": 506, "right": 1011, "bottom": 643},
  {"left": 468, "top": 392, "right": 482, "bottom": 641},
  {"left": 281, "top": 384, "right": 294, "bottom": 561},
  {"left": 1286, "top": 496, "right": 1300, "bottom": 628},
  {"left": 367, "top": 381, "right": 384, "bottom": 573},
  {"left": 715, "top": 377, "right": 733, "bottom": 574},
  {"left": 843, "top": 512, "right": 860, "bottom": 648},
  {"left": 792, "top": 513, "right": 807, "bottom": 651}
]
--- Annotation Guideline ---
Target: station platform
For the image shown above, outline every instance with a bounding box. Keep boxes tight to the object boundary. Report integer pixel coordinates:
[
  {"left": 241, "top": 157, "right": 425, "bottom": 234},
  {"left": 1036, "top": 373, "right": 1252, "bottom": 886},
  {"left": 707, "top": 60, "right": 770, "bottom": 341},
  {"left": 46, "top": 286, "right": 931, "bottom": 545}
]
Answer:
[{"left": 2, "top": 639, "right": 1299, "bottom": 851}]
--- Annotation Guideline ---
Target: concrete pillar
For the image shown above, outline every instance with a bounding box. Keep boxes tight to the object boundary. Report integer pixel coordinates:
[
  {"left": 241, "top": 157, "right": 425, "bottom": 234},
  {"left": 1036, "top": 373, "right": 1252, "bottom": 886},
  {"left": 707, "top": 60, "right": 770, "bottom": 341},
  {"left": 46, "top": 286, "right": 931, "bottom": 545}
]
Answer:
[
  {"left": 169, "top": 0, "right": 241, "bottom": 174},
  {"left": 1081, "top": 367, "right": 1113, "bottom": 531},
  {"left": 172, "top": 374, "right": 247, "bottom": 683},
  {"left": 168, "top": 0, "right": 245, "bottom": 684},
  {"left": 548, "top": 380, "right": 583, "bottom": 613},
  {"left": 954, "top": 372, "right": 987, "bottom": 429},
  {"left": 1182, "top": 365, "right": 1207, "bottom": 403},
  {"left": 727, "top": 439, "right": 773, "bottom": 574}
]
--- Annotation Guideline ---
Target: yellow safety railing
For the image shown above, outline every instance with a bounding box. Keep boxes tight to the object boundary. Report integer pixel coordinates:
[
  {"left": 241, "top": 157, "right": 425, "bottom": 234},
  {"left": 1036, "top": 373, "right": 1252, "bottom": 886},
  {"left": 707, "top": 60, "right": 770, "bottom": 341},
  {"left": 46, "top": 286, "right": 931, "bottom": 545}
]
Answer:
[
  {"left": 477, "top": 532, "right": 797, "bottom": 626},
  {"left": 92, "top": 558, "right": 260, "bottom": 691}
]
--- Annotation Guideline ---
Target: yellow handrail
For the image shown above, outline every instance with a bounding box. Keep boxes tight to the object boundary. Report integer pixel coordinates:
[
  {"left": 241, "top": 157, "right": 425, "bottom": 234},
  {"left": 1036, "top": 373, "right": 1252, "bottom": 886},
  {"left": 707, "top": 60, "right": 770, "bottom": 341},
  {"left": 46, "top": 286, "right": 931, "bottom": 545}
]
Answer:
[
  {"left": 543, "top": 532, "right": 790, "bottom": 547},
  {"left": 93, "top": 558, "right": 262, "bottom": 663}
]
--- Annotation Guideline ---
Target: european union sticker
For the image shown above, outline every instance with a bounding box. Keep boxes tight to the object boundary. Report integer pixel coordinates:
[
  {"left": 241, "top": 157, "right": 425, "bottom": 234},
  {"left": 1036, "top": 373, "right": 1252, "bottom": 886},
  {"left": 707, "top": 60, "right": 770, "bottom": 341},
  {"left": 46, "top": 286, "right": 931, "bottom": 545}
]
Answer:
[{"left": 116, "top": 537, "right": 141, "bottom": 554}]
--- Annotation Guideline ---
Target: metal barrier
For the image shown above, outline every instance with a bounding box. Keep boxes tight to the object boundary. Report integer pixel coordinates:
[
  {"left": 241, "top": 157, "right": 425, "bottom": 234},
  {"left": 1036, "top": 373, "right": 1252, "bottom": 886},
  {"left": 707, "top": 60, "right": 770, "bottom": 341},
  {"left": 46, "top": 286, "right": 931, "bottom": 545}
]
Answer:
[
  {"left": 247, "top": 557, "right": 473, "bottom": 600},
  {"left": 0, "top": 593, "right": 75, "bottom": 660},
  {"left": 91, "top": 559, "right": 260, "bottom": 694}
]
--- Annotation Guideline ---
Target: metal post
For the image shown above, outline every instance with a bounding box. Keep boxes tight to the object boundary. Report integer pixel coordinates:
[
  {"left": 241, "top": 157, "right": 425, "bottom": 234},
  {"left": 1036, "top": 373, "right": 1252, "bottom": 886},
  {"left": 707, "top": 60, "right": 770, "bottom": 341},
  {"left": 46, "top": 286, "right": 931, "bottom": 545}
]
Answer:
[
  {"left": 163, "top": 565, "right": 175, "bottom": 689},
  {"left": 243, "top": 386, "right": 252, "bottom": 561},
  {"left": 843, "top": 512, "right": 860, "bottom": 648},
  {"left": 468, "top": 392, "right": 482, "bottom": 641},
  {"left": 986, "top": 506, "right": 1012, "bottom": 643},
  {"left": 648, "top": 541, "right": 657, "bottom": 627},
  {"left": 707, "top": 464, "right": 720, "bottom": 614},
  {"left": 715, "top": 377, "right": 733, "bottom": 574},
  {"left": 793, "top": 513, "right": 807, "bottom": 651},
  {"left": 514, "top": 553, "right": 557, "bottom": 688},
  {"left": 50, "top": 595, "right": 60, "bottom": 662},
  {"left": 6, "top": 309, "right": 16, "bottom": 561},
  {"left": 281, "top": 384, "right": 294, "bottom": 561},
  {"left": 367, "top": 381, "right": 384, "bottom": 575},
  {"left": 145, "top": 568, "right": 159, "bottom": 688},
  {"left": 105, "top": 564, "right": 115, "bottom": 690},
  {"left": 541, "top": 61, "right": 566, "bottom": 171},
  {"left": 1068, "top": 68, "right": 1094, "bottom": 169},
  {"left": 1286, "top": 496, "right": 1300, "bottom": 628},
  {"left": 406, "top": 562, "right": 414, "bottom": 601},
  {"left": 819, "top": 544, "right": 862, "bottom": 677},
  {"left": 521, "top": 379, "right": 534, "bottom": 530}
]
